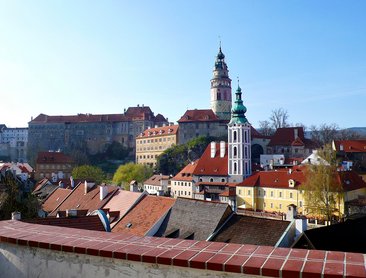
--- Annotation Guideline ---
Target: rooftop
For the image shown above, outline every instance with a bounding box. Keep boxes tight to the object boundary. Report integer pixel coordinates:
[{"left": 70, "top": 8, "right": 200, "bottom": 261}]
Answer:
[{"left": 178, "top": 109, "right": 223, "bottom": 123}]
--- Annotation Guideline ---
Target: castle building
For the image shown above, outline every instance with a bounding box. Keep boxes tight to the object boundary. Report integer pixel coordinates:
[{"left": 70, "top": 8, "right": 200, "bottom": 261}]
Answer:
[
  {"left": 27, "top": 105, "right": 168, "bottom": 163},
  {"left": 0, "top": 125, "right": 28, "bottom": 162}
]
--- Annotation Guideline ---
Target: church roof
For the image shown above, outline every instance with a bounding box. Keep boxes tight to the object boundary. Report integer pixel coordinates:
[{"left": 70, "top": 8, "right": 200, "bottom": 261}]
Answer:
[{"left": 229, "top": 85, "right": 248, "bottom": 125}]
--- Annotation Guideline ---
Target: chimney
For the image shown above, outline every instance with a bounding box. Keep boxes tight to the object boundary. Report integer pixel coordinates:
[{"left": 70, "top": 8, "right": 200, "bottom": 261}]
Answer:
[
  {"left": 340, "top": 144, "right": 344, "bottom": 151},
  {"left": 58, "top": 180, "right": 64, "bottom": 188},
  {"left": 210, "top": 142, "right": 216, "bottom": 158},
  {"left": 70, "top": 176, "right": 75, "bottom": 188},
  {"left": 100, "top": 184, "right": 108, "bottom": 201},
  {"left": 220, "top": 141, "right": 225, "bottom": 158},
  {"left": 84, "top": 180, "right": 94, "bottom": 194},
  {"left": 11, "top": 211, "right": 21, "bottom": 220},
  {"left": 294, "top": 128, "right": 298, "bottom": 139}
]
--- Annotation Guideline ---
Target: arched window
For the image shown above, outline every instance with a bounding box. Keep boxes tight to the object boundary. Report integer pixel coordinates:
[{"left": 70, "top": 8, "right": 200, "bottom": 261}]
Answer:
[
  {"left": 233, "top": 131, "right": 237, "bottom": 141},
  {"left": 210, "top": 178, "right": 214, "bottom": 182},
  {"left": 234, "top": 162, "right": 237, "bottom": 173}
]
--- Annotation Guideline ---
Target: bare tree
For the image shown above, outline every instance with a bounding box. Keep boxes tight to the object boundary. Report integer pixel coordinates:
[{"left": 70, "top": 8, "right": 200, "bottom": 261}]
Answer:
[
  {"left": 310, "top": 123, "right": 361, "bottom": 147},
  {"left": 258, "top": 120, "right": 275, "bottom": 136},
  {"left": 269, "top": 108, "right": 289, "bottom": 129}
]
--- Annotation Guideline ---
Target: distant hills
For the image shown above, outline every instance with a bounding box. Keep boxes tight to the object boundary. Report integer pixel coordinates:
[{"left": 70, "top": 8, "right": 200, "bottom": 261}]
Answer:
[{"left": 346, "top": 127, "right": 366, "bottom": 137}]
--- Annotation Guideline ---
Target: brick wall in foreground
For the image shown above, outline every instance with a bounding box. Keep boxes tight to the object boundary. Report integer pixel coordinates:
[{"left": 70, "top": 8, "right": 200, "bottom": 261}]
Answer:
[{"left": 0, "top": 220, "right": 365, "bottom": 278}]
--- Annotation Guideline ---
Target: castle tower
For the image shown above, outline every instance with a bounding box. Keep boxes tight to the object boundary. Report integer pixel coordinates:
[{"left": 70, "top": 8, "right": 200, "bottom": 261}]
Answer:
[
  {"left": 210, "top": 46, "right": 232, "bottom": 120},
  {"left": 228, "top": 84, "right": 251, "bottom": 183}
]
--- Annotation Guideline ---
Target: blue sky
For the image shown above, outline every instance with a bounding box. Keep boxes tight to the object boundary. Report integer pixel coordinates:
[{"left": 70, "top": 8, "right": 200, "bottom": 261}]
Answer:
[{"left": 0, "top": 1, "right": 365, "bottom": 129}]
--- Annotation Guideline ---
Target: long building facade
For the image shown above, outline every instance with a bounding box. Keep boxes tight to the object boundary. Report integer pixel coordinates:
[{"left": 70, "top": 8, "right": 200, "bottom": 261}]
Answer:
[{"left": 28, "top": 105, "right": 168, "bottom": 163}]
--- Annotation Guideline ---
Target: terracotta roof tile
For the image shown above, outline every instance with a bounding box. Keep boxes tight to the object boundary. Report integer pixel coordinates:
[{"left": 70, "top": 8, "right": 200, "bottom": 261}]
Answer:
[
  {"left": 102, "top": 190, "right": 144, "bottom": 228},
  {"left": 172, "top": 161, "right": 198, "bottom": 181},
  {"left": 268, "top": 127, "right": 317, "bottom": 148},
  {"left": 178, "top": 109, "right": 222, "bottom": 123},
  {"left": 42, "top": 188, "right": 72, "bottom": 213},
  {"left": 193, "top": 143, "right": 228, "bottom": 176},
  {"left": 333, "top": 140, "right": 366, "bottom": 153},
  {"left": 49, "top": 183, "right": 118, "bottom": 216},
  {"left": 144, "top": 175, "right": 171, "bottom": 186},
  {"left": 23, "top": 215, "right": 106, "bottom": 231},
  {"left": 137, "top": 125, "right": 178, "bottom": 138},
  {"left": 36, "top": 152, "right": 74, "bottom": 164},
  {"left": 112, "top": 195, "right": 175, "bottom": 236}
]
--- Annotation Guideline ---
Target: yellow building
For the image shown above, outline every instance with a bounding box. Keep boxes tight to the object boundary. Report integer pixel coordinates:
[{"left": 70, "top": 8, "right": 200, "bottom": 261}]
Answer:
[
  {"left": 136, "top": 125, "right": 178, "bottom": 166},
  {"left": 236, "top": 167, "right": 366, "bottom": 218}
]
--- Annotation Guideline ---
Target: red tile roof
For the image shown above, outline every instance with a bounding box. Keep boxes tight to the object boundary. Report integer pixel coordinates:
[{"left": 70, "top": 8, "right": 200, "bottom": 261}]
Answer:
[
  {"left": 333, "top": 140, "right": 366, "bottom": 153},
  {"left": 48, "top": 183, "right": 118, "bottom": 216},
  {"left": 137, "top": 125, "right": 178, "bottom": 138},
  {"left": 36, "top": 152, "right": 74, "bottom": 164},
  {"left": 172, "top": 161, "right": 198, "bottom": 181},
  {"left": 144, "top": 174, "right": 171, "bottom": 186},
  {"left": 112, "top": 195, "right": 175, "bottom": 236},
  {"left": 32, "top": 178, "right": 50, "bottom": 193},
  {"left": 42, "top": 188, "right": 72, "bottom": 213},
  {"left": 178, "top": 109, "right": 222, "bottom": 123},
  {"left": 238, "top": 168, "right": 306, "bottom": 189},
  {"left": 102, "top": 190, "right": 145, "bottom": 228},
  {"left": 23, "top": 215, "right": 106, "bottom": 231},
  {"left": 268, "top": 127, "right": 317, "bottom": 148},
  {"left": 31, "top": 113, "right": 127, "bottom": 123},
  {"left": 239, "top": 167, "right": 366, "bottom": 192},
  {"left": 193, "top": 143, "right": 228, "bottom": 176}
]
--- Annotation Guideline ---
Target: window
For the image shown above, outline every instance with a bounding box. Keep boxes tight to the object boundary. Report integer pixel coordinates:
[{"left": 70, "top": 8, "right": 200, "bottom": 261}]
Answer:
[
  {"left": 210, "top": 178, "right": 214, "bottom": 182},
  {"left": 238, "top": 189, "right": 242, "bottom": 195},
  {"left": 221, "top": 178, "right": 225, "bottom": 182},
  {"left": 248, "top": 189, "right": 251, "bottom": 196},
  {"left": 270, "top": 203, "right": 273, "bottom": 208},
  {"left": 264, "top": 202, "right": 266, "bottom": 208},
  {"left": 299, "top": 201, "right": 303, "bottom": 207},
  {"left": 279, "top": 192, "right": 282, "bottom": 198},
  {"left": 263, "top": 190, "right": 266, "bottom": 196},
  {"left": 290, "top": 192, "right": 293, "bottom": 199},
  {"left": 233, "top": 131, "right": 237, "bottom": 141},
  {"left": 279, "top": 204, "right": 282, "bottom": 209},
  {"left": 270, "top": 191, "right": 274, "bottom": 197},
  {"left": 234, "top": 162, "right": 237, "bottom": 173},
  {"left": 233, "top": 147, "right": 237, "bottom": 157},
  {"left": 258, "top": 189, "right": 261, "bottom": 196}
]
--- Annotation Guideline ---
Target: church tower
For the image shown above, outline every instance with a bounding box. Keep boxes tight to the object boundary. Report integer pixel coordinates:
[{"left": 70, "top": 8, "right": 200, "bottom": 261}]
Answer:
[
  {"left": 210, "top": 45, "right": 232, "bottom": 120},
  {"left": 228, "top": 83, "right": 252, "bottom": 183}
]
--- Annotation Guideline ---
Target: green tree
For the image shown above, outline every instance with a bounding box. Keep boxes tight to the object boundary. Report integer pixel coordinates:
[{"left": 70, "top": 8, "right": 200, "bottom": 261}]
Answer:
[
  {"left": 300, "top": 144, "right": 343, "bottom": 223},
  {"left": 113, "top": 163, "right": 153, "bottom": 188},
  {"left": 71, "top": 165, "right": 106, "bottom": 184},
  {"left": 0, "top": 172, "right": 39, "bottom": 220}
]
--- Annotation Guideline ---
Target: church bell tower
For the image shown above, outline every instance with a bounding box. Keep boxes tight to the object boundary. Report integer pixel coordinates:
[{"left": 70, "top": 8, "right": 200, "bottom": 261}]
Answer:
[{"left": 228, "top": 83, "right": 252, "bottom": 183}]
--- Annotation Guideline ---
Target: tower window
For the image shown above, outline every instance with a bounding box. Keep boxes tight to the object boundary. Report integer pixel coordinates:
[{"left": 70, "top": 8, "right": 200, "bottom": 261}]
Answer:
[
  {"left": 234, "top": 162, "right": 237, "bottom": 173},
  {"left": 233, "top": 147, "right": 237, "bottom": 157},
  {"left": 233, "top": 131, "right": 237, "bottom": 141},
  {"left": 217, "top": 92, "right": 221, "bottom": 100}
]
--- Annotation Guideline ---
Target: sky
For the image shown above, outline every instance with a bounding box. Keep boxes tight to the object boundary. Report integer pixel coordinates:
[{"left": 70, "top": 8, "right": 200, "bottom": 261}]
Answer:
[{"left": 0, "top": 1, "right": 365, "bottom": 129}]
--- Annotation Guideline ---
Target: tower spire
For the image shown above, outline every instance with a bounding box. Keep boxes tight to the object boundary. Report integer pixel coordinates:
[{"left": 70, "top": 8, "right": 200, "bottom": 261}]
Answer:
[{"left": 229, "top": 77, "right": 248, "bottom": 125}]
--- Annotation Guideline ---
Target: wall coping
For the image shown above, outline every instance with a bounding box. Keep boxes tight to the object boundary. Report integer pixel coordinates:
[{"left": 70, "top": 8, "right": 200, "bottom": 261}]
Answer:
[{"left": 0, "top": 220, "right": 365, "bottom": 278}]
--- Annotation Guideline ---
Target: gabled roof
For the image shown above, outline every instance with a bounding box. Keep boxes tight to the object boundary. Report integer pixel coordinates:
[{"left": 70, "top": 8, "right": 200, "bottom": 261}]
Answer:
[
  {"left": 178, "top": 109, "right": 222, "bottom": 123},
  {"left": 337, "top": 170, "right": 366, "bottom": 191},
  {"left": 268, "top": 127, "right": 316, "bottom": 148},
  {"left": 144, "top": 174, "right": 171, "bottom": 186},
  {"left": 155, "top": 198, "right": 232, "bottom": 241},
  {"left": 111, "top": 195, "right": 175, "bottom": 236},
  {"left": 172, "top": 161, "right": 198, "bottom": 181},
  {"left": 32, "top": 178, "right": 51, "bottom": 193},
  {"left": 212, "top": 214, "right": 291, "bottom": 245},
  {"left": 23, "top": 215, "right": 106, "bottom": 232},
  {"left": 292, "top": 216, "right": 366, "bottom": 253},
  {"left": 41, "top": 188, "right": 72, "bottom": 213},
  {"left": 238, "top": 168, "right": 306, "bottom": 189},
  {"left": 48, "top": 183, "right": 118, "bottom": 216},
  {"left": 333, "top": 140, "right": 366, "bottom": 153},
  {"left": 193, "top": 143, "right": 228, "bottom": 176},
  {"left": 137, "top": 125, "right": 178, "bottom": 138},
  {"left": 36, "top": 152, "right": 74, "bottom": 164},
  {"left": 102, "top": 190, "right": 145, "bottom": 228}
]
